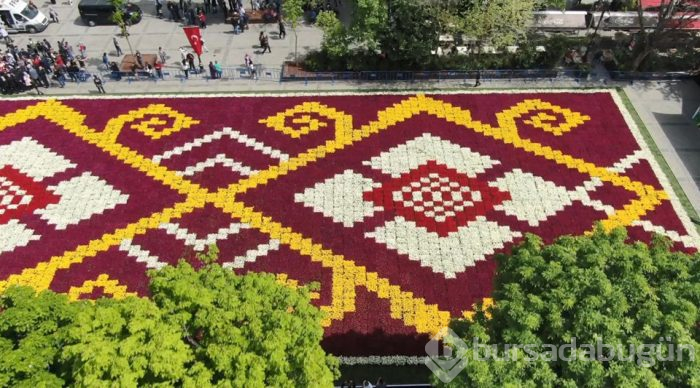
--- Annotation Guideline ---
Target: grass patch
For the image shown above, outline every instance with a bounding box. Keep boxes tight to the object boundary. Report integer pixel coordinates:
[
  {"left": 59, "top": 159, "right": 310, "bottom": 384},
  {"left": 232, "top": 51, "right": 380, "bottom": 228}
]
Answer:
[{"left": 616, "top": 87, "right": 700, "bottom": 232}]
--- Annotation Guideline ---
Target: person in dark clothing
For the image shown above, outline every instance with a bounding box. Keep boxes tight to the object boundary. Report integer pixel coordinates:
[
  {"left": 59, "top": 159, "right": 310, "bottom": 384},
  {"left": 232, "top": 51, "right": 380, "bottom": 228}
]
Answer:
[
  {"left": 278, "top": 19, "right": 286, "bottom": 39},
  {"left": 186, "top": 52, "right": 196, "bottom": 71},
  {"left": 93, "top": 74, "right": 105, "bottom": 93},
  {"left": 113, "top": 37, "right": 123, "bottom": 56},
  {"left": 208, "top": 61, "right": 216, "bottom": 79}
]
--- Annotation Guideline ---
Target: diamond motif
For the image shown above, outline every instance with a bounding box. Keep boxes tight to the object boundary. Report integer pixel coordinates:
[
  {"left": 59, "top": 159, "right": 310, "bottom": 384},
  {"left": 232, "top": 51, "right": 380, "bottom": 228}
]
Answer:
[{"left": 364, "top": 161, "right": 511, "bottom": 237}]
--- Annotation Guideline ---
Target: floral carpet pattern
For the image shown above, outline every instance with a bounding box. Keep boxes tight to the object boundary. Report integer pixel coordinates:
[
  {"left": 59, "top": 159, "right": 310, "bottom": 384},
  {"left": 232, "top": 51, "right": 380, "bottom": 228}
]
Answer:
[{"left": 0, "top": 91, "right": 697, "bottom": 360}]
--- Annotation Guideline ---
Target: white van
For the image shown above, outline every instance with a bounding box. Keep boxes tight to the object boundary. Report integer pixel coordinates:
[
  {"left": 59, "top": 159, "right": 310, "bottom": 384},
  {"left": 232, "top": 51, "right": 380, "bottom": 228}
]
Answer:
[{"left": 0, "top": 0, "right": 49, "bottom": 33}]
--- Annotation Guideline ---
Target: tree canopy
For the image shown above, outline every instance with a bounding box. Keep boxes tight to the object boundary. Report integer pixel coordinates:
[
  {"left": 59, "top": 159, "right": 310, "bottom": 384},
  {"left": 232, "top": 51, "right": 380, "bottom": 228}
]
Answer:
[
  {"left": 434, "top": 228, "right": 700, "bottom": 387},
  {"left": 0, "top": 260, "right": 338, "bottom": 387}
]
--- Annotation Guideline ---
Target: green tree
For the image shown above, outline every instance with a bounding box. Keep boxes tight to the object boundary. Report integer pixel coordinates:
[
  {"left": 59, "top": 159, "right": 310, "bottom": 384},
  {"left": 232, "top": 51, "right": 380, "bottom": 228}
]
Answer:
[
  {"left": 379, "top": 0, "right": 439, "bottom": 68},
  {"left": 60, "top": 297, "right": 195, "bottom": 387},
  {"left": 631, "top": 0, "right": 700, "bottom": 70},
  {"left": 0, "top": 261, "right": 338, "bottom": 386},
  {"left": 317, "top": 11, "right": 350, "bottom": 61},
  {"left": 282, "top": 0, "right": 305, "bottom": 63},
  {"left": 462, "top": 0, "right": 540, "bottom": 51},
  {"left": 149, "top": 261, "right": 339, "bottom": 387},
  {"left": 0, "top": 287, "right": 83, "bottom": 387},
  {"left": 109, "top": 0, "right": 139, "bottom": 55},
  {"left": 434, "top": 228, "right": 700, "bottom": 387}
]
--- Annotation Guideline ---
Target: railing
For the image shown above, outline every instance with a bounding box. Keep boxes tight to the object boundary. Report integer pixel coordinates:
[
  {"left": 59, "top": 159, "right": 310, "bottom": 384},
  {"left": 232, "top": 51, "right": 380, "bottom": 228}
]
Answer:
[
  {"left": 280, "top": 69, "right": 591, "bottom": 83},
  {"left": 608, "top": 71, "right": 696, "bottom": 80},
  {"left": 102, "top": 65, "right": 282, "bottom": 83},
  {"left": 92, "top": 66, "right": 696, "bottom": 84}
]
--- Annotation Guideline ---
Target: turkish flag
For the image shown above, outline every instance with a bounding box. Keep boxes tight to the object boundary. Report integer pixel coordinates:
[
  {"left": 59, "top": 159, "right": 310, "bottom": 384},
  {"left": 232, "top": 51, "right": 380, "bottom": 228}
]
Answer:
[{"left": 183, "top": 26, "right": 203, "bottom": 56}]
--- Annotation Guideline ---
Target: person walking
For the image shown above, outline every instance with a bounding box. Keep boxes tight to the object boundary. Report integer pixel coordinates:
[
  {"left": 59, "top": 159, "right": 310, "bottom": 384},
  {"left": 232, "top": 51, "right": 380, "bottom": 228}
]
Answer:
[
  {"left": 113, "top": 37, "right": 123, "bottom": 56},
  {"left": 0, "top": 26, "right": 10, "bottom": 44},
  {"left": 93, "top": 74, "right": 106, "bottom": 93},
  {"left": 49, "top": 7, "right": 59, "bottom": 23},
  {"left": 198, "top": 10, "right": 206, "bottom": 28},
  {"left": 102, "top": 52, "right": 109, "bottom": 68},
  {"left": 278, "top": 19, "right": 286, "bottom": 39},
  {"left": 261, "top": 33, "right": 271, "bottom": 54},
  {"left": 158, "top": 47, "right": 167, "bottom": 64},
  {"left": 25, "top": 72, "right": 43, "bottom": 95},
  {"left": 78, "top": 42, "right": 86, "bottom": 58}
]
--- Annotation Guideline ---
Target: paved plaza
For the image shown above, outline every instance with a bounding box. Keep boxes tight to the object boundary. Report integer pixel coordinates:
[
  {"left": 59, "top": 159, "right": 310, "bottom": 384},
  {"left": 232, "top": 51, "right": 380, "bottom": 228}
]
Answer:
[{"left": 11, "top": 0, "right": 323, "bottom": 75}]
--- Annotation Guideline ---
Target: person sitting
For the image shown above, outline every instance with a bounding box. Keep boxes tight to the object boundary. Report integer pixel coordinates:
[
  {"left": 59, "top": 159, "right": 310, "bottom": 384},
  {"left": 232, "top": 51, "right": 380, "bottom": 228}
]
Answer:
[
  {"left": 109, "top": 61, "right": 122, "bottom": 80},
  {"left": 262, "top": 7, "right": 277, "bottom": 23}
]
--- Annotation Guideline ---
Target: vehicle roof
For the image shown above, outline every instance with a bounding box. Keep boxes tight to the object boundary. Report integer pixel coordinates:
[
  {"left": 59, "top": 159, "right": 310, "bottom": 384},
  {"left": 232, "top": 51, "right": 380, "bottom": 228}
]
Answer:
[
  {"left": 78, "top": 0, "right": 113, "bottom": 6},
  {"left": 0, "top": 0, "right": 28, "bottom": 9}
]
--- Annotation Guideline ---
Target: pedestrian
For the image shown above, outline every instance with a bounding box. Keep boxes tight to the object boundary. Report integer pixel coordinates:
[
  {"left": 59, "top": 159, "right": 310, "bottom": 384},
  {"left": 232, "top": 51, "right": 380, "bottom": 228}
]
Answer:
[
  {"left": 135, "top": 50, "right": 144, "bottom": 68},
  {"left": 474, "top": 70, "right": 481, "bottom": 87},
  {"left": 155, "top": 0, "right": 163, "bottom": 17},
  {"left": 181, "top": 59, "right": 189, "bottom": 79},
  {"left": 208, "top": 61, "right": 216, "bottom": 79},
  {"left": 375, "top": 377, "right": 386, "bottom": 388},
  {"left": 154, "top": 60, "right": 163, "bottom": 79},
  {"left": 249, "top": 61, "right": 257, "bottom": 80},
  {"left": 0, "top": 26, "right": 10, "bottom": 44},
  {"left": 261, "top": 33, "right": 271, "bottom": 53},
  {"left": 78, "top": 42, "right": 86, "bottom": 58},
  {"left": 244, "top": 52, "right": 252, "bottom": 68},
  {"left": 362, "top": 380, "right": 374, "bottom": 388},
  {"left": 113, "top": 37, "right": 123, "bottom": 56},
  {"left": 186, "top": 52, "right": 195, "bottom": 71},
  {"left": 49, "top": 7, "right": 59, "bottom": 23},
  {"left": 102, "top": 52, "right": 109, "bottom": 68},
  {"left": 198, "top": 10, "right": 206, "bottom": 28},
  {"left": 204, "top": 0, "right": 211, "bottom": 13},
  {"left": 278, "top": 19, "right": 286, "bottom": 39},
  {"left": 214, "top": 60, "right": 222, "bottom": 78},
  {"left": 201, "top": 38, "right": 209, "bottom": 53},
  {"left": 55, "top": 66, "right": 66, "bottom": 87},
  {"left": 158, "top": 46, "right": 167, "bottom": 64},
  {"left": 25, "top": 72, "right": 43, "bottom": 95},
  {"left": 93, "top": 74, "right": 105, "bottom": 93}
]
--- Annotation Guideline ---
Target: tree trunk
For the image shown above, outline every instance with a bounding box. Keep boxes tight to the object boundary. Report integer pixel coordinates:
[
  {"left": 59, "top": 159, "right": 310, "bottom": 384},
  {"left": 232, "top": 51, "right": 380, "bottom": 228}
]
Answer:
[
  {"left": 121, "top": 25, "right": 134, "bottom": 56},
  {"left": 631, "top": 48, "right": 653, "bottom": 71},
  {"left": 293, "top": 29, "right": 298, "bottom": 64}
]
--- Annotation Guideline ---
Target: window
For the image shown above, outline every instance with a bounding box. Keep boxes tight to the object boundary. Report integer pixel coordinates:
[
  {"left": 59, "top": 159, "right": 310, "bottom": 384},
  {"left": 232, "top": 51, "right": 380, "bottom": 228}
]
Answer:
[{"left": 20, "top": 5, "right": 38, "bottom": 20}]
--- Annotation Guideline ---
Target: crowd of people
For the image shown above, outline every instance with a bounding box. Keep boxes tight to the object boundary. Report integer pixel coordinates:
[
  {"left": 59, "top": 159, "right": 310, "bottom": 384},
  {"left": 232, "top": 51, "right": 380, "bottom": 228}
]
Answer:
[{"left": 0, "top": 37, "right": 92, "bottom": 95}]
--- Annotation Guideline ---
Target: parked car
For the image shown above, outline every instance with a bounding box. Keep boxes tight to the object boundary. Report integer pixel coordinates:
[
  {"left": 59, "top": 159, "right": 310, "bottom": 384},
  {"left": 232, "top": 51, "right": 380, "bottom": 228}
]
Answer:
[{"left": 78, "top": 0, "right": 141, "bottom": 27}]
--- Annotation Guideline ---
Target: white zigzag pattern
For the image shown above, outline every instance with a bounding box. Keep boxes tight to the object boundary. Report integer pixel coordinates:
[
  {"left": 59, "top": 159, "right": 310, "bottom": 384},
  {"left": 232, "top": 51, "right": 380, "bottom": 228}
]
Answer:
[
  {"left": 632, "top": 220, "right": 697, "bottom": 249},
  {"left": 177, "top": 154, "right": 257, "bottom": 177},
  {"left": 152, "top": 127, "right": 289, "bottom": 163},
  {"left": 119, "top": 239, "right": 168, "bottom": 269},
  {"left": 222, "top": 239, "right": 281, "bottom": 269},
  {"left": 159, "top": 222, "right": 250, "bottom": 251}
]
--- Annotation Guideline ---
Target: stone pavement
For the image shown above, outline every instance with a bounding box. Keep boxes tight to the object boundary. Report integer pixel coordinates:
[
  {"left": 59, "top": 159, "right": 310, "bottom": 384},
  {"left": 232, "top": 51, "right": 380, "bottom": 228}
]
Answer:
[{"left": 10, "top": 0, "right": 322, "bottom": 72}]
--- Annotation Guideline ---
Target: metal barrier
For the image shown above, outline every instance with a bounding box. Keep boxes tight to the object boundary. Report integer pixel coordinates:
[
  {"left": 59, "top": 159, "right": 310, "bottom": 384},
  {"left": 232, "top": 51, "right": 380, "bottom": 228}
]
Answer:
[
  {"left": 102, "top": 65, "right": 283, "bottom": 83},
  {"left": 95, "top": 66, "right": 695, "bottom": 85},
  {"left": 608, "top": 71, "right": 695, "bottom": 80},
  {"left": 280, "top": 69, "right": 591, "bottom": 83}
]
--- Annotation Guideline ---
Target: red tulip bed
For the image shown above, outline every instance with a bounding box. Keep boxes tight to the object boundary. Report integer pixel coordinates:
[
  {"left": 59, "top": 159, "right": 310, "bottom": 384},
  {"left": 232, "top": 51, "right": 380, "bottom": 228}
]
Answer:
[{"left": 0, "top": 91, "right": 697, "bottom": 364}]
